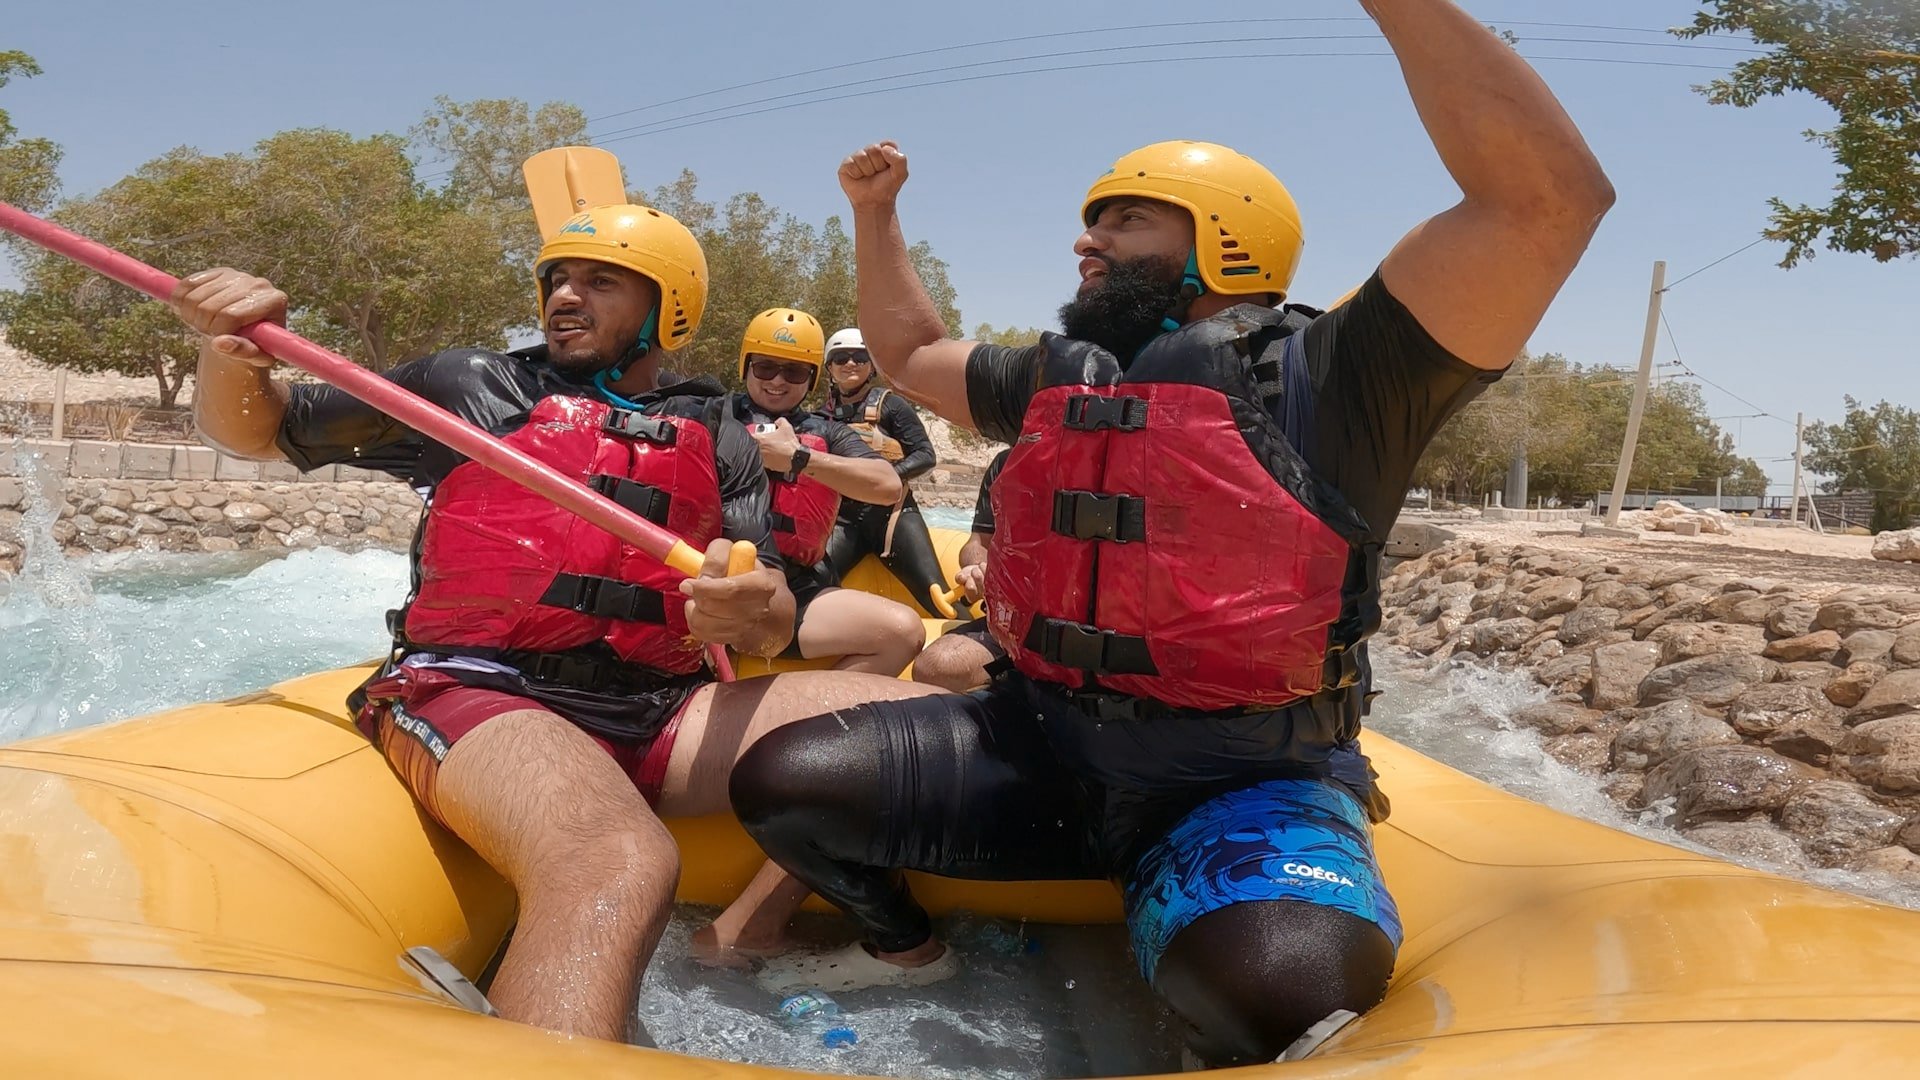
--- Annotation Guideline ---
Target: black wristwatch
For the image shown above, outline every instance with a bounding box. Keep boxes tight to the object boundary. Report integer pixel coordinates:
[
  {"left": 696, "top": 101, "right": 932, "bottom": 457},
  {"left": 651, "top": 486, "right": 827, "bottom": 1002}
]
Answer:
[{"left": 787, "top": 446, "right": 812, "bottom": 478}]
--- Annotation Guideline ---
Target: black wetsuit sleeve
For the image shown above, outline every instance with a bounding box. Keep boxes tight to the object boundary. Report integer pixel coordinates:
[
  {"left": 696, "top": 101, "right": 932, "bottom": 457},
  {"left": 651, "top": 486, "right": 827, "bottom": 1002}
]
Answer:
[
  {"left": 971, "top": 449, "right": 1011, "bottom": 534},
  {"left": 709, "top": 408, "right": 783, "bottom": 569},
  {"left": 275, "top": 348, "right": 545, "bottom": 479},
  {"left": 881, "top": 393, "right": 936, "bottom": 480},
  {"left": 964, "top": 343, "right": 1045, "bottom": 444},
  {"left": 1300, "top": 271, "right": 1504, "bottom": 539}
]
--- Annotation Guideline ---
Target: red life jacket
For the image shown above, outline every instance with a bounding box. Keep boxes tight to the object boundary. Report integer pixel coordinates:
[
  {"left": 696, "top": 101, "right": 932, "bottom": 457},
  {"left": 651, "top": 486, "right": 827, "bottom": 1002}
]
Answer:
[
  {"left": 985, "top": 306, "right": 1373, "bottom": 712},
  {"left": 764, "top": 428, "right": 841, "bottom": 567},
  {"left": 404, "top": 395, "right": 724, "bottom": 677}
]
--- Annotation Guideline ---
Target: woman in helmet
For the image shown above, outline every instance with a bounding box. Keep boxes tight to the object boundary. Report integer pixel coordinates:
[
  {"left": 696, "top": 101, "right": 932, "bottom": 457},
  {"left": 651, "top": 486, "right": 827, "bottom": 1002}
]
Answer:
[
  {"left": 816, "top": 328, "right": 949, "bottom": 616},
  {"left": 728, "top": 309, "right": 924, "bottom": 675}
]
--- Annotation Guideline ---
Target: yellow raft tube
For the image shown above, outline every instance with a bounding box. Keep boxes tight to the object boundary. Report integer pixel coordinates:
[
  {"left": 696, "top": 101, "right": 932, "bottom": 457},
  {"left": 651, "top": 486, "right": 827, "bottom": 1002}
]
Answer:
[{"left": 5, "top": 529, "right": 1920, "bottom": 1077}]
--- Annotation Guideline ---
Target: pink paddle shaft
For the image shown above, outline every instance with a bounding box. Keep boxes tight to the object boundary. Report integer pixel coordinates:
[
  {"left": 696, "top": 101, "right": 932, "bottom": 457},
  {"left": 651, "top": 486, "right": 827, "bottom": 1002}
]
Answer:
[{"left": 0, "top": 200, "right": 743, "bottom": 681}]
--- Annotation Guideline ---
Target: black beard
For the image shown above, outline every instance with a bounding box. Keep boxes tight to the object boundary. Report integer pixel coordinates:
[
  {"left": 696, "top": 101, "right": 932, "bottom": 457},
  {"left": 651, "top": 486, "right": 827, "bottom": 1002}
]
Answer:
[{"left": 1057, "top": 254, "right": 1186, "bottom": 359}]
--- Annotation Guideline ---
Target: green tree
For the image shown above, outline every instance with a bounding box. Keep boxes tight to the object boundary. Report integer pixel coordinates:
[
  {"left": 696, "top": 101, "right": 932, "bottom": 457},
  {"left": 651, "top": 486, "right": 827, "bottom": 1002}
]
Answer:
[
  {"left": 1, "top": 125, "right": 531, "bottom": 401},
  {"left": 647, "top": 171, "right": 964, "bottom": 385},
  {"left": 1678, "top": 1, "right": 1920, "bottom": 265},
  {"left": 1805, "top": 396, "right": 1920, "bottom": 531},
  {"left": 410, "top": 96, "right": 589, "bottom": 268},
  {"left": 973, "top": 323, "right": 1047, "bottom": 347},
  {"left": 0, "top": 50, "right": 60, "bottom": 214}
]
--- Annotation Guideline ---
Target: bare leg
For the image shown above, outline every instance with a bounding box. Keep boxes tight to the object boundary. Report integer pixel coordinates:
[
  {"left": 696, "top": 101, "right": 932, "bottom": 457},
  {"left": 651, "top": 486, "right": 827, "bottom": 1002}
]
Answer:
[
  {"left": 434, "top": 708, "right": 679, "bottom": 1040},
  {"left": 910, "top": 631, "right": 997, "bottom": 693},
  {"left": 690, "top": 859, "right": 813, "bottom": 968},
  {"left": 795, "top": 587, "right": 925, "bottom": 675},
  {"left": 664, "top": 670, "right": 944, "bottom": 960}
]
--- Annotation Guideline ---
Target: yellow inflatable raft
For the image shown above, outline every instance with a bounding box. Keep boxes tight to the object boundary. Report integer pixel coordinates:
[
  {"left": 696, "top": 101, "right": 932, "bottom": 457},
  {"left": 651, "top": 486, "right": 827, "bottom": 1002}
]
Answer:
[{"left": 4, "top": 531, "right": 1920, "bottom": 1076}]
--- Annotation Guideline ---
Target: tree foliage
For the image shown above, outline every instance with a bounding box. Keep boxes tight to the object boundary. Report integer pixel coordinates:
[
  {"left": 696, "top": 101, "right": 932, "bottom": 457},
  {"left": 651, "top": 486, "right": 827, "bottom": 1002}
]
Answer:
[
  {"left": 1410, "top": 354, "right": 1768, "bottom": 505},
  {"left": 410, "top": 96, "right": 589, "bottom": 269},
  {"left": 972, "top": 323, "right": 1047, "bottom": 347},
  {"left": 648, "top": 170, "right": 962, "bottom": 384},
  {"left": 1805, "top": 395, "right": 1920, "bottom": 531},
  {"left": 0, "top": 50, "right": 60, "bottom": 214},
  {"left": 1678, "top": 1, "right": 1920, "bottom": 265}
]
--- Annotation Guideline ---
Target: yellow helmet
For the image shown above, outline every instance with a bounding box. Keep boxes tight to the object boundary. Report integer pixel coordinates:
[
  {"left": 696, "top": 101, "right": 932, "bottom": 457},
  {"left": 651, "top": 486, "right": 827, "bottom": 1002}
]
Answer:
[
  {"left": 1081, "top": 140, "right": 1304, "bottom": 299},
  {"left": 738, "top": 308, "right": 825, "bottom": 383},
  {"left": 534, "top": 203, "right": 708, "bottom": 352}
]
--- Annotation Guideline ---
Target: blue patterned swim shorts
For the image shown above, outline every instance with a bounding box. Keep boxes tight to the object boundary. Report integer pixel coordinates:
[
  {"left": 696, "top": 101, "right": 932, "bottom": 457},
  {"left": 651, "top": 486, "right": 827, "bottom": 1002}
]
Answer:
[{"left": 1122, "top": 777, "right": 1403, "bottom": 981}]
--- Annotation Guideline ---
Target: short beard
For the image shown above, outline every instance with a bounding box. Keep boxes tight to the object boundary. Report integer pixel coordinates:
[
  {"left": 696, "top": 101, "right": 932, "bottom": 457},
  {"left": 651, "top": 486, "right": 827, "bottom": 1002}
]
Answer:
[{"left": 1057, "top": 254, "right": 1186, "bottom": 360}]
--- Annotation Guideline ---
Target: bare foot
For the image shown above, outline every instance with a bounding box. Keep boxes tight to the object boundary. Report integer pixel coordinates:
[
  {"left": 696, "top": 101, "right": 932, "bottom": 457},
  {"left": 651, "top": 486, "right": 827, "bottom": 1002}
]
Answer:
[
  {"left": 690, "top": 922, "right": 794, "bottom": 970},
  {"left": 872, "top": 938, "right": 947, "bottom": 969}
]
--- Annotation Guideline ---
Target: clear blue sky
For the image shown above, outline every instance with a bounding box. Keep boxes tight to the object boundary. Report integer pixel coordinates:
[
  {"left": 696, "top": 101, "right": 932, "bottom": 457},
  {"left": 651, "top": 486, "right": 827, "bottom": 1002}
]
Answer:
[{"left": 7, "top": 0, "right": 1917, "bottom": 493}]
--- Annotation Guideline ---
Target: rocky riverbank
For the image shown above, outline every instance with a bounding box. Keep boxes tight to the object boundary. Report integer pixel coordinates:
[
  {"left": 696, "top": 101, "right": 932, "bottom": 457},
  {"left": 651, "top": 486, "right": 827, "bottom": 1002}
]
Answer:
[
  {"left": 1381, "top": 539, "right": 1920, "bottom": 878},
  {"left": 0, "top": 476, "right": 416, "bottom": 575}
]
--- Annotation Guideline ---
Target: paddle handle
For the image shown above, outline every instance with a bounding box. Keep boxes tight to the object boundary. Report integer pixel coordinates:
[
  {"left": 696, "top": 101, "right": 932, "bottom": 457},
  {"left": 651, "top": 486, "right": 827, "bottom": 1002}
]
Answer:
[{"left": 928, "top": 582, "right": 970, "bottom": 621}]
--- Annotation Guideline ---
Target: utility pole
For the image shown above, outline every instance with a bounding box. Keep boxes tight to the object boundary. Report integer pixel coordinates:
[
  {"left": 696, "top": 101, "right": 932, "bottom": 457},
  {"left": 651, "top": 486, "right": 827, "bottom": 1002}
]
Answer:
[
  {"left": 1790, "top": 411, "right": 1805, "bottom": 526},
  {"left": 1606, "top": 260, "right": 1666, "bottom": 527},
  {"left": 1504, "top": 352, "right": 1529, "bottom": 512}
]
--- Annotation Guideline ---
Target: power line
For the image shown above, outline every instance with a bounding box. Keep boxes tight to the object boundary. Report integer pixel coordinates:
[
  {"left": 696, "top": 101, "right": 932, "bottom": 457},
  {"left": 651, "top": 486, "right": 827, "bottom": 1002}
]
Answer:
[
  {"left": 1662, "top": 237, "right": 1772, "bottom": 291},
  {"left": 1657, "top": 307, "right": 1792, "bottom": 426},
  {"left": 586, "top": 51, "right": 1735, "bottom": 152}
]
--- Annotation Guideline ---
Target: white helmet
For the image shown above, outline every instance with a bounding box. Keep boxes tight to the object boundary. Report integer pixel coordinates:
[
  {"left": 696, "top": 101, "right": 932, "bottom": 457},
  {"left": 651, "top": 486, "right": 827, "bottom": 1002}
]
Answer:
[{"left": 824, "top": 327, "right": 866, "bottom": 359}]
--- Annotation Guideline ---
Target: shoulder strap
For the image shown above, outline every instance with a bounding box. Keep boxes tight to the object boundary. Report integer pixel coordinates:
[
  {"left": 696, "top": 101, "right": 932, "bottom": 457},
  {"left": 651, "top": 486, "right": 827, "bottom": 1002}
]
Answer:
[{"left": 863, "top": 387, "right": 890, "bottom": 424}]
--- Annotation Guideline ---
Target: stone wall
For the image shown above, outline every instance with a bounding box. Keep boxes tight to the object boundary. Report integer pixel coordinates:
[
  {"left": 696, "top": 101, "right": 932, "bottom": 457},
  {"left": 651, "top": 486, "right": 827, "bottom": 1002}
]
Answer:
[
  {"left": 1380, "top": 540, "right": 1920, "bottom": 878},
  {"left": 0, "top": 438, "right": 398, "bottom": 484},
  {"left": 0, "top": 476, "right": 416, "bottom": 575}
]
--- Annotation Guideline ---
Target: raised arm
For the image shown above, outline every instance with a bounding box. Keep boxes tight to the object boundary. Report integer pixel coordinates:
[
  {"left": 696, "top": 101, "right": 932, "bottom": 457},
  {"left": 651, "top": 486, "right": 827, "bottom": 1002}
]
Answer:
[
  {"left": 840, "top": 143, "right": 979, "bottom": 427},
  {"left": 1368, "top": 0, "right": 1615, "bottom": 369}
]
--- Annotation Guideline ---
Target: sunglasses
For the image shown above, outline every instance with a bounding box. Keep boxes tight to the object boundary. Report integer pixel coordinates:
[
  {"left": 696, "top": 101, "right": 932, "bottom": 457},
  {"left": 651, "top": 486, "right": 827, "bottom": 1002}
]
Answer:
[
  {"left": 828, "top": 352, "right": 872, "bottom": 366},
  {"left": 748, "top": 359, "right": 816, "bottom": 385}
]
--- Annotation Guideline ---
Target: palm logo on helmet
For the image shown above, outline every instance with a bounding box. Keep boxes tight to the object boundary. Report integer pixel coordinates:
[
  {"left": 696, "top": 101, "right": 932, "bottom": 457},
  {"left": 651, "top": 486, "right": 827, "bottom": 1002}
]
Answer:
[
  {"left": 739, "top": 308, "right": 826, "bottom": 390},
  {"left": 534, "top": 204, "right": 709, "bottom": 402},
  {"left": 1081, "top": 141, "right": 1305, "bottom": 307}
]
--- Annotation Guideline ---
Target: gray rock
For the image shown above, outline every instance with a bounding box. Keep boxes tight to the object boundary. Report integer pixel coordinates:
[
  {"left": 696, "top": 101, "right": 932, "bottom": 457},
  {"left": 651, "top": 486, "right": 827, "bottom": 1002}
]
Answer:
[
  {"left": 1470, "top": 617, "right": 1538, "bottom": 655},
  {"left": 1513, "top": 700, "right": 1610, "bottom": 737},
  {"left": 1841, "top": 714, "right": 1920, "bottom": 794},
  {"left": 1701, "top": 590, "right": 1762, "bottom": 622},
  {"left": 1648, "top": 621, "right": 1766, "bottom": 666},
  {"left": 1852, "top": 846, "right": 1920, "bottom": 878},
  {"left": 1558, "top": 606, "right": 1622, "bottom": 647},
  {"left": 1636, "top": 653, "right": 1779, "bottom": 710},
  {"left": 91, "top": 506, "right": 129, "bottom": 526},
  {"left": 1767, "top": 600, "right": 1821, "bottom": 640},
  {"left": 1728, "top": 683, "right": 1843, "bottom": 738},
  {"left": 1849, "top": 668, "right": 1920, "bottom": 724},
  {"left": 1592, "top": 640, "right": 1663, "bottom": 710},
  {"left": 1683, "top": 821, "right": 1808, "bottom": 868},
  {"left": 1776, "top": 661, "right": 1841, "bottom": 688},
  {"left": 1537, "top": 651, "right": 1595, "bottom": 697},
  {"left": 1779, "top": 781, "right": 1906, "bottom": 867},
  {"left": 1892, "top": 623, "right": 1920, "bottom": 668},
  {"left": 1544, "top": 732, "right": 1611, "bottom": 772},
  {"left": 1642, "top": 746, "right": 1812, "bottom": 825},
  {"left": 1585, "top": 581, "right": 1655, "bottom": 612},
  {"left": 1838, "top": 629, "right": 1897, "bottom": 667},
  {"left": 1815, "top": 600, "right": 1905, "bottom": 636},
  {"left": 1611, "top": 700, "right": 1740, "bottom": 771},
  {"left": 199, "top": 536, "right": 239, "bottom": 553}
]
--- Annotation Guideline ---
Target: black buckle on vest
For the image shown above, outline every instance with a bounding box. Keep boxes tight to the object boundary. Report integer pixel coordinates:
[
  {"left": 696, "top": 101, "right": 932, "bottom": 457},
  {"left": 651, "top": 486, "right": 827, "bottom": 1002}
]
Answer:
[
  {"left": 1026, "top": 617, "right": 1158, "bottom": 676},
  {"left": 1051, "top": 491, "right": 1147, "bottom": 543},
  {"left": 1063, "top": 394, "right": 1149, "bottom": 432},
  {"left": 518, "top": 651, "right": 611, "bottom": 687},
  {"left": 602, "top": 410, "right": 677, "bottom": 444},
  {"left": 588, "top": 475, "right": 673, "bottom": 524},
  {"left": 539, "top": 573, "right": 668, "bottom": 623},
  {"left": 769, "top": 510, "right": 798, "bottom": 534}
]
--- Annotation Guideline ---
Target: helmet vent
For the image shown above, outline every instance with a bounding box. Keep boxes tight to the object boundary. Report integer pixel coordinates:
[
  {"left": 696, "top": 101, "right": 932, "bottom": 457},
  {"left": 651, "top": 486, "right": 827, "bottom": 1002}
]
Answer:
[{"left": 1217, "top": 226, "right": 1261, "bottom": 275}]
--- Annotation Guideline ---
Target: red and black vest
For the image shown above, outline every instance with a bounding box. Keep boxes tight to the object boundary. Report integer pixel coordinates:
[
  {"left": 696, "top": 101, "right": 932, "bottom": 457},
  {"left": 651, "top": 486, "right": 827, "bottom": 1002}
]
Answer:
[
  {"left": 403, "top": 395, "right": 724, "bottom": 678},
  {"left": 765, "top": 427, "right": 841, "bottom": 566},
  {"left": 985, "top": 305, "right": 1375, "bottom": 713}
]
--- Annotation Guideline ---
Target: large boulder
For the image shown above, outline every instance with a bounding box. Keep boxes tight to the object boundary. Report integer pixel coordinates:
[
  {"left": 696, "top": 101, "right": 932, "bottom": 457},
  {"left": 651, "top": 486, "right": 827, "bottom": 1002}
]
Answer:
[
  {"left": 1815, "top": 600, "right": 1905, "bottom": 637},
  {"left": 1558, "top": 606, "right": 1622, "bottom": 647},
  {"left": 1682, "top": 822, "right": 1807, "bottom": 868},
  {"left": 1728, "top": 683, "right": 1843, "bottom": 739},
  {"left": 1837, "top": 629, "right": 1897, "bottom": 668},
  {"left": 1584, "top": 580, "right": 1655, "bottom": 613},
  {"left": 1871, "top": 528, "right": 1920, "bottom": 563},
  {"left": 1512, "top": 700, "right": 1610, "bottom": 738},
  {"left": 1647, "top": 621, "right": 1766, "bottom": 666},
  {"left": 1841, "top": 714, "right": 1920, "bottom": 795},
  {"left": 1779, "top": 781, "right": 1907, "bottom": 868},
  {"left": 1537, "top": 651, "right": 1594, "bottom": 697},
  {"left": 1642, "top": 746, "right": 1813, "bottom": 825},
  {"left": 1591, "top": 640, "right": 1662, "bottom": 710},
  {"left": 1826, "top": 662, "right": 1887, "bottom": 709},
  {"left": 1766, "top": 600, "right": 1821, "bottom": 640},
  {"left": 1637, "top": 653, "right": 1779, "bottom": 710},
  {"left": 1849, "top": 668, "right": 1920, "bottom": 724},
  {"left": 1610, "top": 700, "right": 1739, "bottom": 772},
  {"left": 1526, "top": 577, "right": 1585, "bottom": 620},
  {"left": 1762, "top": 630, "right": 1842, "bottom": 664}
]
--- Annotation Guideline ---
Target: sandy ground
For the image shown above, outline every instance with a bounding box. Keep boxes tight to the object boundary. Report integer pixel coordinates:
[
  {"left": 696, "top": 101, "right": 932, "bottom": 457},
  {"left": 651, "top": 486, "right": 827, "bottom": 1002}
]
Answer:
[
  {"left": 0, "top": 335, "right": 166, "bottom": 406},
  {"left": 1426, "top": 513, "right": 1917, "bottom": 592}
]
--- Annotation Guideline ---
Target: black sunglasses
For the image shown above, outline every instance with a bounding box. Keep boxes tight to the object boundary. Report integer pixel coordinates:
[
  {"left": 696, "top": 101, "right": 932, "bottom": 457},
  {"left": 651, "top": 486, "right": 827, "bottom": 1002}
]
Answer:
[
  {"left": 748, "top": 359, "right": 816, "bottom": 385},
  {"left": 828, "top": 351, "right": 872, "bottom": 366}
]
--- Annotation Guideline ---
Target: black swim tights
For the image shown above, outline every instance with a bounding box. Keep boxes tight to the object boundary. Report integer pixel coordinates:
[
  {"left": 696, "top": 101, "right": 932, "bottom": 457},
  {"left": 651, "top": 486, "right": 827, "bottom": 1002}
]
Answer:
[
  {"left": 824, "top": 504, "right": 948, "bottom": 616},
  {"left": 730, "top": 691, "right": 1395, "bottom": 1066}
]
